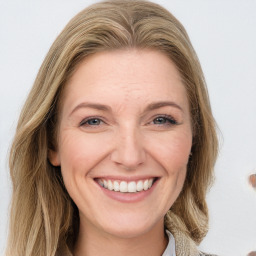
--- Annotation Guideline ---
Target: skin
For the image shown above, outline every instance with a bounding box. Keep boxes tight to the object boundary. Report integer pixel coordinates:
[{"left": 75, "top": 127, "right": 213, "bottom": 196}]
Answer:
[{"left": 49, "top": 49, "right": 193, "bottom": 256}]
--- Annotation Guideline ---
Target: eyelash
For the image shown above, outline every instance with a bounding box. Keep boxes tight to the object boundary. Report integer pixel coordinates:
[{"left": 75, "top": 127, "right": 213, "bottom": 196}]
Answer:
[
  {"left": 79, "top": 115, "right": 178, "bottom": 127},
  {"left": 79, "top": 116, "right": 105, "bottom": 127},
  {"left": 151, "top": 115, "right": 178, "bottom": 126}
]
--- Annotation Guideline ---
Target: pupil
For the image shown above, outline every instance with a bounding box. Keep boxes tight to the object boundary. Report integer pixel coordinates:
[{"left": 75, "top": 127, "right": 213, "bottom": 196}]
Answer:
[
  {"left": 89, "top": 119, "right": 99, "bottom": 125},
  {"left": 155, "top": 117, "right": 165, "bottom": 124}
]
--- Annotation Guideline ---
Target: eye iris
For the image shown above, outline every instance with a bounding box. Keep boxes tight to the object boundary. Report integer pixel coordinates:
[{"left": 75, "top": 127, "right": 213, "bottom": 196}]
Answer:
[
  {"left": 154, "top": 117, "right": 166, "bottom": 124},
  {"left": 87, "top": 119, "right": 100, "bottom": 125}
]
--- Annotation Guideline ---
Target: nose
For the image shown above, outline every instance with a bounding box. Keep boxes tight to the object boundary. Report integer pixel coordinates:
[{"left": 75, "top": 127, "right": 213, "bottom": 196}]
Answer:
[{"left": 110, "top": 127, "right": 146, "bottom": 170}]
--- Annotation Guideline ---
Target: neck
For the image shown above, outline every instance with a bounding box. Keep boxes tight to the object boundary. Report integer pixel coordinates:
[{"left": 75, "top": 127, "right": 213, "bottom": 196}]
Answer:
[{"left": 73, "top": 218, "right": 168, "bottom": 256}]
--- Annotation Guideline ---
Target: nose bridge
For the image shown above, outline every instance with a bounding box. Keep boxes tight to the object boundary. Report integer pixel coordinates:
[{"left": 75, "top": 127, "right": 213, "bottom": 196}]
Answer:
[{"left": 111, "top": 123, "right": 145, "bottom": 169}]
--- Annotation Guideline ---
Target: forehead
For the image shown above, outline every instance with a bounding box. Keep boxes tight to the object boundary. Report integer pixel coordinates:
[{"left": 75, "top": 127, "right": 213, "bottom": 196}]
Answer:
[{"left": 62, "top": 49, "right": 188, "bottom": 113}]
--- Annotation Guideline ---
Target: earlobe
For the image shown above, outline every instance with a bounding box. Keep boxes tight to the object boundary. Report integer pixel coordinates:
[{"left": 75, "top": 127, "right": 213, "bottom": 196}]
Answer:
[{"left": 48, "top": 149, "right": 61, "bottom": 166}]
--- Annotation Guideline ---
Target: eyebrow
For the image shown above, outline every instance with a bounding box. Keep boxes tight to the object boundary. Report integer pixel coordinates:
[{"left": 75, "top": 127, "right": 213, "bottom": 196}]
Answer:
[
  {"left": 69, "top": 103, "right": 111, "bottom": 116},
  {"left": 69, "top": 100, "right": 183, "bottom": 116},
  {"left": 144, "top": 101, "right": 184, "bottom": 113}
]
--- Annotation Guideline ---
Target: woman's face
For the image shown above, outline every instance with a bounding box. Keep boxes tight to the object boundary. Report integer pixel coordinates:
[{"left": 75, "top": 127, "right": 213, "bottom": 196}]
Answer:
[{"left": 49, "top": 49, "right": 192, "bottom": 239}]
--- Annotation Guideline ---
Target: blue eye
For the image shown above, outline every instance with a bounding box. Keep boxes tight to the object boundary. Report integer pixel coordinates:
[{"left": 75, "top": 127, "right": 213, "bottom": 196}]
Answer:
[
  {"left": 80, "top": 118, "right": 103, "bottom": 126},
  {"left": 153, "top": 116, "right": 177, "bottom": 125}
]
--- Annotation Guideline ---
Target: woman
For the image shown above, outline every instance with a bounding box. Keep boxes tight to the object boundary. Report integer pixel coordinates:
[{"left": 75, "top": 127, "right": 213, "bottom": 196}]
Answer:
[{"left": 6, "top": 0, "right": 218, "bottom": 255}]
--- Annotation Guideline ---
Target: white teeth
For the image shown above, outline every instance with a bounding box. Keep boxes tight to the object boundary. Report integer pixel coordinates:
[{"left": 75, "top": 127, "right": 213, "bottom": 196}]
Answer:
[
  {"left": 108, "top": 180, "right": 113, "bottom": 191},
  {"left": 98, "top": 179, "right": 104, "bottom": 187},
  {"left": 98, "top": 178, "right": 155, "bottom": 193},
  {"left": 143, "top": 180, "right": 149, "bottom": 190},
  {"left": 148, "top": 178, "right": 153, "bottom": 188},
  {"left": 120, "top": 181, "right": 128, "bottom": 192},
  {"left": 103, "top": 180, "right": 108, "bottom": 188},
  {"left": 113, "top": 181, "right": 119, "bottom": 191},
  {"left": 128, "top": 181, "right": 137, "bottom": 193},
  {"left": 136, "top": 180, "right": 143, "bottom": 191}
]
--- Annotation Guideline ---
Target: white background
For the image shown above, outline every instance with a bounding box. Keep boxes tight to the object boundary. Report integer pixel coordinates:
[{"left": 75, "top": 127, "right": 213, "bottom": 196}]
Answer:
[{"left": 0, "top": 0, "right": 256, "bottom": 255}]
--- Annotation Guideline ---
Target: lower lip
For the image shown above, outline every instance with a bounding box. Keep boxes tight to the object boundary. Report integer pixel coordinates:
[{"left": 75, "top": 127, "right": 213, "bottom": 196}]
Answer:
[{"left": 95, "top": 179, "right": 158, "bottom": 203}]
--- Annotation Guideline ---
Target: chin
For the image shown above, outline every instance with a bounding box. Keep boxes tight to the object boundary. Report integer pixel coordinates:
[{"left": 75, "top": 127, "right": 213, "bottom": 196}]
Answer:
[
  {"left": 94, "top": 210, "right": 164, "bottom": 239},
  {"left": 103, "top": 223, "right": 157, "bottom": 239}
]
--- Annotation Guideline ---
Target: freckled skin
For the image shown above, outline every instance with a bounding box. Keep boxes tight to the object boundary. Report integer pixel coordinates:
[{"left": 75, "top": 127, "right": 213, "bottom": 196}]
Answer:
[{"left": 49, "top": 49, "right": 193, "bottom": 256}]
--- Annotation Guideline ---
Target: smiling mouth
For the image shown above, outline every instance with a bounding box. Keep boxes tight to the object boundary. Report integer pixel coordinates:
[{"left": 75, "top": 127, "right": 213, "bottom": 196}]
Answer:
[{"left": 95, "top": 178, "right": 158, "bottom": 193}]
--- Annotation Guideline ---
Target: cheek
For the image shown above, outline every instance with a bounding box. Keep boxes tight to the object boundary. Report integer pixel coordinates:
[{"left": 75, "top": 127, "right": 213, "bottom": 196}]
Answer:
[
  {"left": 58, "top": 131, "right": 111, "bottom": 177},
  {"left": 146, "top": 130, "right": 192, "bottom": 173},
  {"left": 147, "top": 132, "right": 191, "bottom": 213}
]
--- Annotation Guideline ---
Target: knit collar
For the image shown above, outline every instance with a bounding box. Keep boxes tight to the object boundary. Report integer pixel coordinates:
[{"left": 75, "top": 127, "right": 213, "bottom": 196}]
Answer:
[{"left": 164, "top": 211, "right": 200, "bottom": 256}]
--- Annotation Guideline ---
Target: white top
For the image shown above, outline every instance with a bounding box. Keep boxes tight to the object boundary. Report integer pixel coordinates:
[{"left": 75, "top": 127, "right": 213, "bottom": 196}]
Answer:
[{"left": 162, "top": 230, "right": 176, "bottom": 256}]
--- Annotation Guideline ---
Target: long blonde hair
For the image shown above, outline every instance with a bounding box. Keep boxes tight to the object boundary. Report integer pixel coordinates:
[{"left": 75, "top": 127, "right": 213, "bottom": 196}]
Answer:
[{"left": 7, "top": 1, "right": 218, "bottom": 255}]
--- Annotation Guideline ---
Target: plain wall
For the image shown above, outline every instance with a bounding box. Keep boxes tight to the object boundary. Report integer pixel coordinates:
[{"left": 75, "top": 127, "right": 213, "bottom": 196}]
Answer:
[{"left": 0, "top": 0, "right": 256, "bottom": 255}]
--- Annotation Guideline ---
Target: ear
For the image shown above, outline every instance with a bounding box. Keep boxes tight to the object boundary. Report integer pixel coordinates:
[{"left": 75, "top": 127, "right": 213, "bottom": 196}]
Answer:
[{"left": 48, "top": 149, "right": 61, "bottom": 166}]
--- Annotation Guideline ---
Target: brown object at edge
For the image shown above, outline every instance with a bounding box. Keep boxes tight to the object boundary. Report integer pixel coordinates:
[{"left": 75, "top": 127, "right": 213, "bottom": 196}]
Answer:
[
  {"left": 248, "top": 252, "right": 256, "bottom": 256},
  {"left": 249, "top": 174, "right": 256, "bottom": 188}
]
